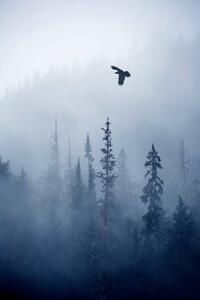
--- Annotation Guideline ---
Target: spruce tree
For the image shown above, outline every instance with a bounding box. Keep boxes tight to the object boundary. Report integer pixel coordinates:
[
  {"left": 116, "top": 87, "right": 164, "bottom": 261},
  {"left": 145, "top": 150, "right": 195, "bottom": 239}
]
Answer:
[
  {"left": 97, "top": 118, "right": 116, "bottom": 228},
  {"left": 96, "top": 118, "right": 117, "bottom": 296},
  {"left": 141, "top": 144, "right": 164, "bottom": 241}
]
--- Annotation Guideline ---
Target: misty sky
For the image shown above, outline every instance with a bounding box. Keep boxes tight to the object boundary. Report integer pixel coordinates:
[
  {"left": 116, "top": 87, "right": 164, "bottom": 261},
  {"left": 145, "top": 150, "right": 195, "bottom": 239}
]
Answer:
[
  {"left": 0, "top": 0, "right": 200, "bottom": 207},
  {"left": 1, "top": 0, "right": 200, "bottom": 97}
]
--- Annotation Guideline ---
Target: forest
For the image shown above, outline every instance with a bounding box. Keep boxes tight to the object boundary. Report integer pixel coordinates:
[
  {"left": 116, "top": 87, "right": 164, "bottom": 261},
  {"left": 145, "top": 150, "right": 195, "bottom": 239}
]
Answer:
[
  {"left": 0, "top": 112, "right": 200, "bottom": 300},
  {"left": 1, "top": 1, "right": 200, "bottom": 299}
]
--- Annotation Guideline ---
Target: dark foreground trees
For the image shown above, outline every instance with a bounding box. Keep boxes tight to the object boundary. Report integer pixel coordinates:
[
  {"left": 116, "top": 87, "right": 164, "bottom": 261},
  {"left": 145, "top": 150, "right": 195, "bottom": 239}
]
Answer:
[{"left": 0, "top": 118, "right": 200, "bottom": 300}]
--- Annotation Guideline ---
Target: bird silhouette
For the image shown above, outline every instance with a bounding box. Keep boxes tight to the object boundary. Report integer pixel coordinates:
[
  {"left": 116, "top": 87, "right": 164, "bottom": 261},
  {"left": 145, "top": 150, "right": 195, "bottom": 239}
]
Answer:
[{"left": 111, "top": 66, "right": 131, "bottom": 85}]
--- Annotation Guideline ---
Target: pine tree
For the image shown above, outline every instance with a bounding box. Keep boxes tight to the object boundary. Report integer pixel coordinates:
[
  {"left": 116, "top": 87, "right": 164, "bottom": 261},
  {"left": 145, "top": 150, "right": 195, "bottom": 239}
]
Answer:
[
  {"left": 169, "top": 196, "right": 194, "bottom": 255},
  {"left": 96, "top": 118, "right": 117, "bottom": 296},
  {"left": 97, "top": 118, "right": 116, "bottom": 228},
  {"left": 141, "top": 144, "right": 165, "bottom": 241}
]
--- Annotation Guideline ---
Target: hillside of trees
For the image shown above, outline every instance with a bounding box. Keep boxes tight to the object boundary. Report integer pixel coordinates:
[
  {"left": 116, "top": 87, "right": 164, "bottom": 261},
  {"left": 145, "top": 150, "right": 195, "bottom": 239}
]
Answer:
[{"left": 0, "top": 116, "right": 200, "bottom": 300}]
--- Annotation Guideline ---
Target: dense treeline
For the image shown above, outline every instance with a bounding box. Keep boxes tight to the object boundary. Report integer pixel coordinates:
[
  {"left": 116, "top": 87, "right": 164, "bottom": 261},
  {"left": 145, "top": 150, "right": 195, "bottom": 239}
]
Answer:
[{"left": 0, "top": 117, "right": 200, "bottom": 300}]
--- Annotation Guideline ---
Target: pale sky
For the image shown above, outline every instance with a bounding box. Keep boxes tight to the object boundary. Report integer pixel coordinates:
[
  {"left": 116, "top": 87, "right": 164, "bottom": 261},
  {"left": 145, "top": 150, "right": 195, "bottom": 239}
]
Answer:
[{"left": 0, "top": 0, "right": 200, "bottom": 97}]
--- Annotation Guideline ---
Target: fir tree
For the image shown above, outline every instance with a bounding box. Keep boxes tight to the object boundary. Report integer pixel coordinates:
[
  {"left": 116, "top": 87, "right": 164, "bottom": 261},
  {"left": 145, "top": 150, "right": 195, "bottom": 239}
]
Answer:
[
  {"left": 97, "top": 118, "right": 116, "bottom": 228},
  {"left": 96, "top": 118, "right": 117, "bottom": 296},
  {"left": 141, "top": 144, "right": 165, "bottom": 241}
]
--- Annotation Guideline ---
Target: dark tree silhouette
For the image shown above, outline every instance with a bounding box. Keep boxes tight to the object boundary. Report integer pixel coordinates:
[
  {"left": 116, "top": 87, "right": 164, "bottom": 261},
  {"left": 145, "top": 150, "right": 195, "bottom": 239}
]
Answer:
[
  {"left": 96, "top": 118, "right": 117, "bottom": 296},
  {"left": 97, "top": 118, "right": 116, "bottom": 228},
  {"left": 141, "top": 144, "right": 165, "bottom": 241}
]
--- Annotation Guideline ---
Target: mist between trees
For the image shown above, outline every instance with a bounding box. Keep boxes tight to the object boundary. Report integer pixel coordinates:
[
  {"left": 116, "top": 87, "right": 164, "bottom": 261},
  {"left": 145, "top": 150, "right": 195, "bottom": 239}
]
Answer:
[{"left": 0, "top": 116, "right": 199, "bottom": 300}]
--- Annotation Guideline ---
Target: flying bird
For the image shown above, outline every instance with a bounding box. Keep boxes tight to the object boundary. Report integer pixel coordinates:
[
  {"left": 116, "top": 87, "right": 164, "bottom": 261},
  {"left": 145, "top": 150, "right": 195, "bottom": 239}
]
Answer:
[{"left": 111, "top": 66, "right": 131, "bottom": 85}]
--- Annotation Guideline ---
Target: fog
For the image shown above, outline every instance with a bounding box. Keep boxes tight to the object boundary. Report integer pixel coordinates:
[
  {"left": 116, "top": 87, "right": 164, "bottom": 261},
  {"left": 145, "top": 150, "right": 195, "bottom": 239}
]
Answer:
[
  {"left": 0, "top": 1, "right": 200, "bottom": 299},
  {"left": 1, "top": 34, "right": 200, "bottom": 204}
]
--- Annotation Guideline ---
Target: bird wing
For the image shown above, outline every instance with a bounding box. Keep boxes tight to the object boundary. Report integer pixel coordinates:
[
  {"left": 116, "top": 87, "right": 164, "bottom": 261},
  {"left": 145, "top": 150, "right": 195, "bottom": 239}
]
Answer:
[
  {"left": 111, "top": 65, "right": 122, "bottom": 73},
  {"left": 125, "top": 71, "right": 131, "bottom": 77},
  {"left": 118, "top": 74, "right": 125, "bottom": 85}
]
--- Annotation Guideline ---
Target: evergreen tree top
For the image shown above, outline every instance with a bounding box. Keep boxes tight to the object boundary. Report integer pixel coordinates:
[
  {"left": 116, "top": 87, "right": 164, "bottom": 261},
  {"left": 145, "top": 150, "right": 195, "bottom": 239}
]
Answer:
[
  {"left": 145, "top": 144, "right": 162, "bottom": 171},
  {"left": 141, "top": 144, "right": 163, "bottom": 204},
  {"left": 97, "top": 117, "right": 116, "bottom": 186},
  {"left": 99, "top": 119, "right": 116, "bottom": 174},
  {"left": 101, "top": 117, "right": 111, "bottom": 139}
]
